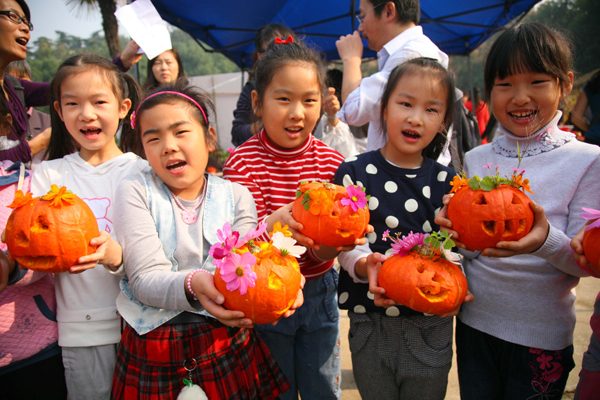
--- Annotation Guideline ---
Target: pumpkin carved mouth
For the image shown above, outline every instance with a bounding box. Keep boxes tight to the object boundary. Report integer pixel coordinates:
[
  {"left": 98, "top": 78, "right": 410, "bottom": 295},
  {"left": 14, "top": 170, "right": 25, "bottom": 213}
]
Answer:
[{"left": 16, "top": 255, "right": 58, "bottom": 270}]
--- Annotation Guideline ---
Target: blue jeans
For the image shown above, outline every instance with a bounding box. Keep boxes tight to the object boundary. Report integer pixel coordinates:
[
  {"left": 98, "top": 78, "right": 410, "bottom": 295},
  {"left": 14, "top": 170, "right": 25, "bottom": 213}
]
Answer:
[{"left": 255, "top": 268, "right": 341, "bottom": 400}]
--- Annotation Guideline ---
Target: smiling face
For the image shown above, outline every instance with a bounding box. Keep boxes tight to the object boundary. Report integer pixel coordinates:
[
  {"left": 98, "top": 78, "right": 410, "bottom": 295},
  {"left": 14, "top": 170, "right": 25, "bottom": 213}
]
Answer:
[
  {"left": 139, "top": 101, "right": 215, "bottom": 200},
  {"left": 252, "top": 63, "right": 321, "bottom": 150},
  {"left": 490, "top": 71, "right": 572, "bottom": 137},
  {"left": 54, "top": 69, "right": 130, "bottom": 164},
  {"left": 0, "top": 0, "right": 29, "bottom": 64},
  {"left": 381, "top": 72, "right": 447, "bottom": 168},
  {"left": 152, "top": 51, "right": 179, "bottom": 86}
]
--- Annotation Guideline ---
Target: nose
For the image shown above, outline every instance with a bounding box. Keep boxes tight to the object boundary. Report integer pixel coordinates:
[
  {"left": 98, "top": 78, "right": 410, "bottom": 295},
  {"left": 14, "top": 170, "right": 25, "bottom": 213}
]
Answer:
[
  {"left": 79, "top": 103, "right": 96, "bottom": 121},
  {"left": 512, "top": 86, "right": 531, "bottom": 105},
  {"left": 162, "top": 136, "right": 179, "bottom": 154},
  {"left": 289, "top": 101, "right": 305, "bottom": 120},
  {"left": 19, "top": 23, "right": 29, "bottom": 34},
  {"left": 407, "top": 108, "right": 424, "bottom": 126}
]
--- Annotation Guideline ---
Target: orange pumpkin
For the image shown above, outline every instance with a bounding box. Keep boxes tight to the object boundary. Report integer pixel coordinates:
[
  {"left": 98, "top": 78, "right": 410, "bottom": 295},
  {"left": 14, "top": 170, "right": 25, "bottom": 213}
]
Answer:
[
  {"left": 5, "top": 186, "right": 100, "bottom": 273},
  {"left": 582, "top": 227, "right": 600, "bottom": 275},
  {"left": 379, "top": 250, "right": 468, "bottom": 315},
  {"left": 214, "top": 241, "right": 302, "bottom": 324},
  {"left": 291, "top": 182, "right": 370, "bottom": 248},
  {"left": 447, "top": 185, "right": 534, "bottom": 251}
]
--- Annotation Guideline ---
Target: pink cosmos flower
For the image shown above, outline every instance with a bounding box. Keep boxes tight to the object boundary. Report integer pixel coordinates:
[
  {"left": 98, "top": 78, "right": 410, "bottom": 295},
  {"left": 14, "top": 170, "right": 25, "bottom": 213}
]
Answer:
[
  {"left": 341, "top": 185, "right": 367, "bottom": 212},
  {"left": 391, "top": 231, "right": 430, "bottom": 257},
  {"left": 209, "top": 222, "right": 240, "bottom": 261},
  {"left": 218, "top": 252, "right": 257, "bottom": 295},
  {"left": 238, "top": 221, "right": 268, "bottom": 247},
  {"left": 581, "top": 208, "right": 600, "bottom": 231}
]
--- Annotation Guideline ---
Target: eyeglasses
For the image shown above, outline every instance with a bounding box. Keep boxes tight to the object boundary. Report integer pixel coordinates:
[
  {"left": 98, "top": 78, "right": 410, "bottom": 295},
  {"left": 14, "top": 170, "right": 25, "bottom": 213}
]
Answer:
[
  {"left": 356, "top": 3, "right": 385, "bottom": 26},
  {"left": 0, "top": 10, "right": 33, "bottom": 31}
]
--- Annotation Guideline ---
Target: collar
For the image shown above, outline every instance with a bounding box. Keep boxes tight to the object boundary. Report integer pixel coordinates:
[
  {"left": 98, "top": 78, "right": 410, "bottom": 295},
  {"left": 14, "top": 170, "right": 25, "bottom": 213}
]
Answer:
[
  {"left": 257, "top": 129, "right": 313, "bottom": 159},
  {"left": 26, "top": 107, "right": 33, "bottom": 117},
  {"left": 378, "top": 26, "right": 423, "bottom": 69},
  {"left": 492, "top": 111, "right": 576, "bottom": 158}
]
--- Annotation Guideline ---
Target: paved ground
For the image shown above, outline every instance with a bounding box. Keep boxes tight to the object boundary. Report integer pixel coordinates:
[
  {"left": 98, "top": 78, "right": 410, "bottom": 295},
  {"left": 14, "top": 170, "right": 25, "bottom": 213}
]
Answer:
[{"left": 338, "top": 276, "right": 598, "bottom": 399}]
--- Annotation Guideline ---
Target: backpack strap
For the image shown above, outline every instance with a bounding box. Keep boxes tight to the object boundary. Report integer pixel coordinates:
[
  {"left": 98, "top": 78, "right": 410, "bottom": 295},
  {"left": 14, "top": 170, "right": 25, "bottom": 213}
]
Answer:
[{"left": 4, "top": 74, "right": 31, "bottom": 140}]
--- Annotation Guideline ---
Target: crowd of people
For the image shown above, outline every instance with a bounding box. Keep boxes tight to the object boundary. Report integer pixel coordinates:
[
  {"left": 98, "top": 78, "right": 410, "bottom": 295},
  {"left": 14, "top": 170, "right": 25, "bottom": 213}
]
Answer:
[{"left": 0, "top": 0, "right": 599, "bottom": 400}]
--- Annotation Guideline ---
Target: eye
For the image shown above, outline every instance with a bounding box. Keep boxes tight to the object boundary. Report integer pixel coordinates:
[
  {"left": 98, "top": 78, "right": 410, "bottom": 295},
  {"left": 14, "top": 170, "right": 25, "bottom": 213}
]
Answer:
[
  {"left": 532, "top": 80, "right": 548, "bottom": 85},
  {"left": 305, "top": 98, "right": 319, "bottom": 104},
  {"left": 427, "top": 108, "right": 440, "bottom": 114},
  {"left": 399, "top": 102, "right": 412, "bottom": 107},
  {"left": 277, "top": 97, "right": 290, "bottom": 102}
]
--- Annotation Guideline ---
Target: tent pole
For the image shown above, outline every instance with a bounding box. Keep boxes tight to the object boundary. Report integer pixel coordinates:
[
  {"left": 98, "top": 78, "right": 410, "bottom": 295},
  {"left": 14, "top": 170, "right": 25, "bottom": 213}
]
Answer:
[
  {"left": 351, "top": 0, "right": 356, "bottom": 31},
  {"left": 466, "top": 40, "right": 475, "bottom": 110}
]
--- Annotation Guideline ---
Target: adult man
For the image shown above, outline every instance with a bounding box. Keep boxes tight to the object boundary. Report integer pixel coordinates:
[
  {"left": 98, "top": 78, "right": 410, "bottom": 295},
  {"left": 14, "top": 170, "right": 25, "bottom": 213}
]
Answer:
[{"left": 336, "top": 0, "right": 448, "bottom": 153}]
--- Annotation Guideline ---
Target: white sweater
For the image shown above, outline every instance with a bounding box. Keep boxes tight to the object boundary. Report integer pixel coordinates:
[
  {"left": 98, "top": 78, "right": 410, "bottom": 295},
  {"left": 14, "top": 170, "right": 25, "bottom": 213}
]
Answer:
[{"left": 30, "top": 152, "right": 148, "bottom": 347}]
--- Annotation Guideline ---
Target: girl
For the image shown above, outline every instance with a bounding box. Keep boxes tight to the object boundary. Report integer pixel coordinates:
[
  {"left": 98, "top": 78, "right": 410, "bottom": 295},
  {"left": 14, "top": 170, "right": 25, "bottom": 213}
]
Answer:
[
  {"left": 111, "top": 79, "right": 292, "bottom": 400},
  {"left": 27, "top": 53, "right": 146, "bottom": 399},
  {"left": 435, "top": 23, "right": 600, "bottom": 399},
  {"left": 334, "top": 57, "right": 461, "bottom": 399},
  {"left": 223, "top": 37, "right": 360, "bottom": 400}
]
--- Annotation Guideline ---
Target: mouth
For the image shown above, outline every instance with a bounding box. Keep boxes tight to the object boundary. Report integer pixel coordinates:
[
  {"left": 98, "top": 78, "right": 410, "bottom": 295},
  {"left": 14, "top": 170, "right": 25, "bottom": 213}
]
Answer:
[
  {"left": 402, "top": 130, "right": 421, "bottom": 141},
  {"left": 285, "top": 127, "right": 303, "bottom": 137},
  {"left": 508, "top": 110, "right": 537, "bottom": 121},
  {"left": 16, "top": 37, "right": 28, "bottom": 48},
  {"left": 166, "top": 160, "right": 187, "bottom": 171},
  {"left": 80, "top": 127, "right": 101, "bottom": 138}
]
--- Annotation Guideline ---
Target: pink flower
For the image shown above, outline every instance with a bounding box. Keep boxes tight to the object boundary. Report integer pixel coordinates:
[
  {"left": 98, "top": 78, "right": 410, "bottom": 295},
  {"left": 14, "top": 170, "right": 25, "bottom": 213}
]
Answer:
[
  {"left": 483, "top": 163, "right": 492, "bottom": 169},
  {"left": 218, "top": 252, "right": 257, "bottom": 295},
  {"left": 238, "top": 222, "right": 268, "bottom": 247},
  {"left": 390, "top": 231, "right": 430, "bottom": 257},
  {"left": 341, "top": 185, "right": 367, "bottom": 212},
  {"left": 227, "top": 147, "right": 235, "bottom": 153},
  {"left": 382, "top": 230, "right": 390, "bottom": 241},
  {"left": 581, "top": 208, "right": 600, "bottom": 231},
  {"left": 209, "top": 222, "right": 240, "bottom": 260}
]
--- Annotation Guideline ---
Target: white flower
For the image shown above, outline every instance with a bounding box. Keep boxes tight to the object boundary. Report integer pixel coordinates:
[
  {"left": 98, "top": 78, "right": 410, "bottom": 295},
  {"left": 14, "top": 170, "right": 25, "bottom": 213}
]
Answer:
[{"left": 272, "top": 231, "right": 306, "bottom": 258}]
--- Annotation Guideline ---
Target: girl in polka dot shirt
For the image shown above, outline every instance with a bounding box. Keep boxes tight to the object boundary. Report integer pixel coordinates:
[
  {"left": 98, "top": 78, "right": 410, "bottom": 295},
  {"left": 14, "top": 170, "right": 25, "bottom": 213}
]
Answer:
[{"left": 334, "top": 58, "right": 465, "bottom": 399}]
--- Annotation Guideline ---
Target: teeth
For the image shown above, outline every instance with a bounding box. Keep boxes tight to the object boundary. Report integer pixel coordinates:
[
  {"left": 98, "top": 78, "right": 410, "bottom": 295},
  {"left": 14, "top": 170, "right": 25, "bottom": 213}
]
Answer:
[
  {"left": 16, "top": 38, "right": 27, "bottom": 45},
  {"left": 167, "top": 161, "right": 186, "bottom": 170},
  {"left": 510, "top": 111, "right": 536, "bottom": 119}
]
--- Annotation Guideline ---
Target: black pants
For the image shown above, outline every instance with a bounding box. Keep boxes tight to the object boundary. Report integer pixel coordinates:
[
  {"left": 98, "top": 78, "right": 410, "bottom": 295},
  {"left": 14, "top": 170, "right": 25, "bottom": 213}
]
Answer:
[
  {"left": 456, "top": 318, "right": 574, "bottom": 400},
  {"left": 0, "top": 353, "right": 67, "bottom": 400}
]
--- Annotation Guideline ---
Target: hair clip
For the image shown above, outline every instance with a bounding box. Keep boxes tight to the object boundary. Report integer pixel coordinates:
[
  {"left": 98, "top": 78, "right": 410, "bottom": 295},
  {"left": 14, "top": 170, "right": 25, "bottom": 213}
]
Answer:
[
  {"left": 130, "top": 111, "right": 137, "bottom": 129},
  {"left": 274, "top": 35, "right": 294, "bottom": 45}
]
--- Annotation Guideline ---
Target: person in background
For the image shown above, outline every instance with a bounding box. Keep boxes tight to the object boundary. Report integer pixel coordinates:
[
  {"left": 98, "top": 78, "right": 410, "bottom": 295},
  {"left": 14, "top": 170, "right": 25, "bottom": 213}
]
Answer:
[
  {"left": 464, "top": 87, "right": 491, "bottom": 144},
  {"left": 230, "top": 23, "right": 296, "bottom": 147},
  {"left": 570, "top": 69, "right": 600, "bottom": 146},
  {"left": 143, "top": 48, "right": 185, "bottom": 92}
]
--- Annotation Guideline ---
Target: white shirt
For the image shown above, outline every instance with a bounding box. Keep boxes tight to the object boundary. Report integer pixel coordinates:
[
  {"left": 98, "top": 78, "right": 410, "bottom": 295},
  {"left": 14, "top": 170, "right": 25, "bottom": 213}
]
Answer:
[{"left": 338, "top": 26, "right": 450, "bottom": 155}]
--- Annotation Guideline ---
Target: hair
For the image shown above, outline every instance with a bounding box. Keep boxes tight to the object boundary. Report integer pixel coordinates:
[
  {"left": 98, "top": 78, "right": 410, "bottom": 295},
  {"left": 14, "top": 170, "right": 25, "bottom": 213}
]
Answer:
[
  {"left": 130, "top": 79, "right": 217, "bottom": 159},
  {"left": 326, "top": 68, "right": 343, "bottom": 102},
  {"left": 47, "top": 54, "right": 141, "bottom": 160},
  {"left": 6, "top": 60, "right": 32, "bottom": 80},
  {"left": 0, "top": 94, "right": 12, "bottom": 136},
  {"left": 253, "top": 23, "right": 296, "bottom": 65},
  {"left": 369, "top": 0, "right": 420, "bottom": 25},
  {"left": 143, "top": 48, "right": 185, "bottom": 92},
  {"left": 586, "top": 70, "right": 600, "bottom": 95},
  {"left": 484, "top": 23, "right": 574, "bottom": 101},
  {"left": 253, "top": 37, "right": 327, "bottom": 112},
  {"left": 379, "top": 57, "right": 456, "bottom": 160},
  {"left": 14, "top": 0, "right": 31, "bottom": 26}
]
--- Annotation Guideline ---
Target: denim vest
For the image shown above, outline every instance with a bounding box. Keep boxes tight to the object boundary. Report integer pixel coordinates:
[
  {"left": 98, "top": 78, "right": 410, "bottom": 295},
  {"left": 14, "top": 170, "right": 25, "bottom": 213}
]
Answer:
[{"left": 117, "top": 170, "right": 234, "bottom": 335}]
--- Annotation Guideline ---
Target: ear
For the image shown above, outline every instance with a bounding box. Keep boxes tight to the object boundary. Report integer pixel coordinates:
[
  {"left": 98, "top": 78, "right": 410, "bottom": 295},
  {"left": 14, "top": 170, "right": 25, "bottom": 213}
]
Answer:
[
  {"left": 53, "top": 101, "right": 64, "bottom": 121},
  {"left": 119, "top": 98, "right": 132, "bottom": 120},
  {"left": 206, "top": 126, "right": 217, "bottom": 153},
  {"left": 384, "top": 1, "right": 397, "bottom": 22},
  {"left": 6, "top": 113, "right": 12, "bottom": 126},
  {"left": 561, "top": 71, "right": 574, "bottom": 99},
  {"left": 251, "top": 90, "right": 262, "bottom": 117}
]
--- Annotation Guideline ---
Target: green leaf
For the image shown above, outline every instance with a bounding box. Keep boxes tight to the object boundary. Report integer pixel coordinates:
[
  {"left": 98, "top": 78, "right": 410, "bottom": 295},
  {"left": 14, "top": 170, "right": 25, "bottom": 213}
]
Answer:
[
  {"left": 183, "top": 378, "right": 193, "bottom": 388},
  {"left": 468, "top": 177, "right": 481, "bottom": 190},
  {"left": 423, "top": 236, "right": 432, "bottom": 244},
  {"left": 303, "top": 200, "right": 310, "bottom": 211},
  {"left": 295, "top": 190, "right": 302, "bottom": 199},
  {"left": 479, "top": 182, "right": 493, "bottom": 191},
  {"left": 443, "top": 238, "right": 455, "bottom": 249}
]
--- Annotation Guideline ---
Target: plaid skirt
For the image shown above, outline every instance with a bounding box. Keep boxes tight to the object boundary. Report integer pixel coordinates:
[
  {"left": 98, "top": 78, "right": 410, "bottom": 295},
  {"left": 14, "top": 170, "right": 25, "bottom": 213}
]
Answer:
[{"left": 111, "top": 321, "right": 289, "bottom": 400}]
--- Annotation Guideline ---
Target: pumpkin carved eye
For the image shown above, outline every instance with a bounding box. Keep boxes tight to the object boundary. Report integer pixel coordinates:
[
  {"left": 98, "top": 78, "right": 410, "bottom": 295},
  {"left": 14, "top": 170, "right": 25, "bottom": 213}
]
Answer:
[
  {"left": 472, "top": 194, "right": 487, "bottom": 205},
  {"left": 32, "top": 214, "right": 51, "bottom": 233},
  {"left": 15, "top": 229, "right": 30, "bottom": 247}
]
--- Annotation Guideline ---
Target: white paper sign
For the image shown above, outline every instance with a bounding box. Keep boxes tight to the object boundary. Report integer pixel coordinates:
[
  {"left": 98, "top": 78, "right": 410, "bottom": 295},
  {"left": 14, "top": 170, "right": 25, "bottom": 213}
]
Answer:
[{"left": 115, "top": 0, "right": 172, "bottom": 60}]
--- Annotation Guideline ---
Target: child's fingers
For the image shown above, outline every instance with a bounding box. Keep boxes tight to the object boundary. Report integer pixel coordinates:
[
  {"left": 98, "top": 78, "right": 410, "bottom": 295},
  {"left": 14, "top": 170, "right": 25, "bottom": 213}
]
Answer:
[
  {"left": 439, "top": 290, "right": 474, "bottom": 318},
  {"left": 373, "top": 293, "right": 398, "bottom": 308},
  {"left": 89, "top": 231, "right": 110, "bottom": 247},
  {"left": 197, "top": 293, "right": 253, "bottom": 328},
  {"left": 69, "top": 263, "right": 98, "bottom": 274}
]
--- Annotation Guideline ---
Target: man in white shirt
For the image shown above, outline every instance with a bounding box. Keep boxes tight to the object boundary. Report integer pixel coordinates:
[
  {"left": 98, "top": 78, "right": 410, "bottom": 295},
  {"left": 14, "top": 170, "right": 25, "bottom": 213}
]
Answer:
[{"left": 336, "top": 0, "right": 450, "bottom": 155}]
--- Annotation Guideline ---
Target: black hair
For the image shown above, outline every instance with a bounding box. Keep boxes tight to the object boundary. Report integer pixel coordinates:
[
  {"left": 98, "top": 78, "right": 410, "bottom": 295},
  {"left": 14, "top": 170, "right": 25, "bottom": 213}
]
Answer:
[
  {"left": 369, "top": 0, "right": 420, "bottom": 25},
  {"left": 253, "top": 37, "right": 327, "bottom": 112},
  {"left": 586, "top": 70, "right": 600, "bottom": 95},
  {"left": 143, "top": 48, "right": 185, "bottom": 92},
  {"left": 6, "top": 60, "right": 32, "bottom": 80},
  {"left": 131, "top": 78, "right": 216, "bottom": 159},
  {"left": 379, "top": 57, "right": 455, "bottom": 160},
  {"left": 484, "top": 23, "right": 573, "bottom": 101},
  {"left": 253, "top": 23, "right": 296, "bottom": 65},
  {"left": 14, "top": 0, "right": 30, "bottom": 26},
  {"left": 48, "top": 53, "right": 141, "bottom": 159},
  {"left": 326, "top": 68, "right": 343, "bottom": 102}
]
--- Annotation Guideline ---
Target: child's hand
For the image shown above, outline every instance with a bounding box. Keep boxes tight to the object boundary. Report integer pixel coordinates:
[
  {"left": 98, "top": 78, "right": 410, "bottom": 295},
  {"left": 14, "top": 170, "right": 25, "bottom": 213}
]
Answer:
[
  {"left": 191, "top": 271, "right": 254, "bottom": 328},
  {"left": 481, "top": 200, "right": 549, "bottom": 257},
  {"left": 71, "top": 231, "right": 123, "bottom": 274},
  {"left": 434, "top": 194, "right": 474, "bottom": 251},
  {"left": 0, "top": 251, "right": 11, "bottom": 293},
  {"left": 267, "top": 203, "right": 317, "bottom": 249},
  {"left": 571, "top": 222, "right": 590, "bottom": 267},
  {"left": 438, "top": 290, "right": 474, "bottom": 318},
  {"left": 358, "top": 252, "right": 395, "bottom": 308},
  {"left": 324, "top": 88, "right": 341, "bottom": 123},
  {"left": 273, "top": 275, "right": 306, "bottom": 325}
]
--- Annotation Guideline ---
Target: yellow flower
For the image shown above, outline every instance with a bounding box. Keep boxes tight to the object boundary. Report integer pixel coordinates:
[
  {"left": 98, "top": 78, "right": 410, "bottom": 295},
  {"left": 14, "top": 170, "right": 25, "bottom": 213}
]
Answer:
[
  {"left": 513, "top": 175, "right": 534, "bottom": 194},
  {"left": 8, "top": 190, "right": 34, "bottom": 209},
  {"left": 270, "top": 221, "right": 292, "bottom": 238},
  {"left": 308, "top": 187, "right": 334, "bottom": 216},
  {"left": 450, "top": 175, "right": 468, "bottom": 193},
  {"left": 41, "top": 184, "right": 77, "bottom": 207}
]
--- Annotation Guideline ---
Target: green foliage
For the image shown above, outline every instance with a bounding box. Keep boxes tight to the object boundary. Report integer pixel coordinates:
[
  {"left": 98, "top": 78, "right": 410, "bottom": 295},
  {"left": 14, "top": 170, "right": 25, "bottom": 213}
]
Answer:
[{"left": 423, "top": 231, "right": 455, "bottom": 252}]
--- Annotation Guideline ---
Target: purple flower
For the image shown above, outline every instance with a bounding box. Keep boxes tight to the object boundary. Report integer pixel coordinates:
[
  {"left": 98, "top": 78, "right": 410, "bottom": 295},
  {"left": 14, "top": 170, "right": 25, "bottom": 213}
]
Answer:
[
  {"left": 390, "top": 231, "right": 430, "bottom": 257},
  {"left": 209, "top": 222, "right": 240, "bottom": 261},
  {"left": 238, "top": 222, "right": 268, "bottom": 247},
  {"left": 483, "top": 163, "right": 492, "bottom": 169},
  {"left": 581, "top": 208, "right": 600, "bottom": 231},
  {"left": 381, "top": 229, "right": 390, "bottom": 241},
  {"left": 218, "top": 252, "right": 257, "bottom": 295},
  {"left": 340, "top": 185, "right": 368, "bottom": 212}
]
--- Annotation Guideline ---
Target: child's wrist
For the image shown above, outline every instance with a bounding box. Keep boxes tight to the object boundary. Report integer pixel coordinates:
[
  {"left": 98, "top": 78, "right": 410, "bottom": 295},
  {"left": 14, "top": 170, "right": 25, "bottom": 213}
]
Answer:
[{"left": 185, "top": 269, "right": 211, "bottom": 301}]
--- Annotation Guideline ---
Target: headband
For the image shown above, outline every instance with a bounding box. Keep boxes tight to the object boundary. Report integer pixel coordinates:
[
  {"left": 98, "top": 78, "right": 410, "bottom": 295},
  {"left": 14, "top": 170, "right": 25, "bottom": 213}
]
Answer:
[{"left": 130, "top": 91, "right": 208, "bottom": 129}]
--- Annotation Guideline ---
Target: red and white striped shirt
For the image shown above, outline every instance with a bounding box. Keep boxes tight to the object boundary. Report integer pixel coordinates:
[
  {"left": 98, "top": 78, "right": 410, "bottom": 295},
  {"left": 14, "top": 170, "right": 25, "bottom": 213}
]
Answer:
[{"left": 223, "top": 130, "right": 345, "bottom": 279}]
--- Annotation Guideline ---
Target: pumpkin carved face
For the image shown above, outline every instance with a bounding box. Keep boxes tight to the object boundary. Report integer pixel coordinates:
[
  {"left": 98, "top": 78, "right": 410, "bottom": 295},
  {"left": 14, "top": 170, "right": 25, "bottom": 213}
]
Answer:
[
  {"left": 447, "top": 185, "right": 534, "bottom": 251},
  {"left": 214, "top": 241, "right": 302, "bottom": 324},
  {"left": 5, "top": 186, "right": 100, "bottom": 273},
  {"left": 379, "top": 251, "right": 468, "bottom": 315},
  {"left": 583, "top": 228, "right": 600, "bottom": 275},
  {"left": 291, "top": 182, "right": 370, "bottom": 248}
]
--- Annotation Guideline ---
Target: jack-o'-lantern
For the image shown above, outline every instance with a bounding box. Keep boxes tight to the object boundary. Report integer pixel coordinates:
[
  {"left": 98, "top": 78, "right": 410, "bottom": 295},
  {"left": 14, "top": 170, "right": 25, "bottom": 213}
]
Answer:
[
  {"left": 378, "top": 231, "right": 468, "bottom": 315},
  {"left": 291, "top": 182, "right": 370, "bottom": 248},
  {"left": 580, "top": 208, "right": 600, "bottom": 275},
  {"left": 5, "top": 185, "right": 100, "bottom": 273},
  {"left": 447, "top": 167, "right": 534, "bottom": 251},
  {"left": 211, "top": 223, "right": 303, "bottom": 324}
]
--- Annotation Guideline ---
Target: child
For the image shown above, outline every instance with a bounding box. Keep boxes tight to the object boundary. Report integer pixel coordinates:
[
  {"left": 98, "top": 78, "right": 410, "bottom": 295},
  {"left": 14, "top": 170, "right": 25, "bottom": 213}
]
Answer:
[
  {"left": 334, "top": 57, "right": 460, "bottom": 399},
  {"left": 435, "top": 23, "right": 600, "bottom": 399},
  {"left": 222, "top": 37, "right": 357, "bottom": 400},
  {"left": 25, "top": 54, "right": 146, "bottom": 399},
  {"left": 111, "top": 79, "right": 292, "bottom": 400}
]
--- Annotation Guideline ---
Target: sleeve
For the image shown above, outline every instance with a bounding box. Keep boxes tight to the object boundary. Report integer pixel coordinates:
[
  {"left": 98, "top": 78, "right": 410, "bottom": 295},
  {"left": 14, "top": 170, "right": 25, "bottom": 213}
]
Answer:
[
  {"left": 20, "top": 79, "right": 50, "bottom": 108},
  {"left": 0, "top": 141, "right": 31, "bottom": 163},
  {"left": 113, "top": 176, "right": 199, "bottom": 312},
  {"left": 112, "top": 56, "right": 129, "bottom": 73},
  {"left": 30, "top": 165, "right": 51, "bottom": 196},
  {"left": 222, "top": 154, "right": 267, "bottom": 222},
  {"left": 231, "top": 82, "right": 256, "bottom": 147}
]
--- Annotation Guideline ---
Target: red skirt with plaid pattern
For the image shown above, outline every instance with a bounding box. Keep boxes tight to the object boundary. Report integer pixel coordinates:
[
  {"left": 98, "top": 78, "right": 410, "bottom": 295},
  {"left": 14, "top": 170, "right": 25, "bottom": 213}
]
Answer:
[{"left": 111, "top": 321, "right": 289, "bottom": 399}]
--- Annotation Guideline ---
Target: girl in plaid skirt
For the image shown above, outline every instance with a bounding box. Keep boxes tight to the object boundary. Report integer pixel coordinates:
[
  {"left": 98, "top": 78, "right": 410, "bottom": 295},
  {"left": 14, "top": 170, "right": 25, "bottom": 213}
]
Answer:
[{"left": 110, "top": 80, "right": 296, "bottom": 399}]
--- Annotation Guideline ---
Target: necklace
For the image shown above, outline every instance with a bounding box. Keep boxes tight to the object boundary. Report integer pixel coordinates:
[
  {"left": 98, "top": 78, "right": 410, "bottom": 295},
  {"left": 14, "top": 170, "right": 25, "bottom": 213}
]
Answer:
[{"left": 170, "top": 182, "right": 207, "bottom": 224}]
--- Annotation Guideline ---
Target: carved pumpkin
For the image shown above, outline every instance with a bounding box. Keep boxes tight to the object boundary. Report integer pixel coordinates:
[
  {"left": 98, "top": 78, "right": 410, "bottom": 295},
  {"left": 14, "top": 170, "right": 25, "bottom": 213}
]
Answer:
[
  {"left": 583, "top": 227, "right": 600, "bottom": 275},
  {"left": 379, "top": 250, "right": 468, "bottom": 315},
  {"left": 447, "top": 185, "right": 534, "bottom": 251},
  {"left": 291, "top": 182, "right": 370, "bottom": 248},
  {"left": 5, "top": 186, "right": 100, "bottom": 273},
  {"left": 214, "top": 241, "right": 302, "bottom": 324}
]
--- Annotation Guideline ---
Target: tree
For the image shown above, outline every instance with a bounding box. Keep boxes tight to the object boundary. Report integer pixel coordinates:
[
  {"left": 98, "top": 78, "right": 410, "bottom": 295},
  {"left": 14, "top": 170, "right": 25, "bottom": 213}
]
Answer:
[{"left": 65, "top": 0, "right": 121, "bottom": 57}]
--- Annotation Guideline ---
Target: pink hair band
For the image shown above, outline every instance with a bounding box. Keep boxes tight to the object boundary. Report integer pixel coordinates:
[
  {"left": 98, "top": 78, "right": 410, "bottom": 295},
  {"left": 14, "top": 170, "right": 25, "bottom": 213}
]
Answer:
[{"left": 130, "top": 91, "right": 208, "bottom": 129}]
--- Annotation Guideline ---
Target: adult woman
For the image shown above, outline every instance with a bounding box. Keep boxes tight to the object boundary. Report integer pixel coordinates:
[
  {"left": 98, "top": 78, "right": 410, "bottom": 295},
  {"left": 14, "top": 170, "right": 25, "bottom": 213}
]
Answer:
[
  {"left": 143, "top": 48, "right": 184, "bottom": 91},
  {"left": 571, "top": 70, "right": 600, "bottom": 146}
]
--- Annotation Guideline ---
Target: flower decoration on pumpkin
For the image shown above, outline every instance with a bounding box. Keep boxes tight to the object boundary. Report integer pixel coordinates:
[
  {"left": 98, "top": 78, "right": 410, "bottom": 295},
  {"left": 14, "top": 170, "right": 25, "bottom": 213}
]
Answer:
[
  {"left": 8, "top": 190, "right": 34, "bottom": 209},
  {"left": 218, "top": 252, "right": 258, "bottom": 295},
  {"left": 341, "top": 185, "right": 368, "bottom": 212},
  {"left": 450, "top": 163, "right": 534, "bottom": 194},
  {"left": 270, "top": 221, "right": 292, "bottom": 238},
  {"left": 581, "top": 208, "right": 600, "bottom": 231},
  {"left": 296, "top": 181, "right": 370, "bottom": 215},
  {"left": 383, "top": 230, "right": 454, "bottom": 261},
  {"left": 272, "top": 232, "right": 306, "bottom": 258},
  {"left": 41, "top": 184, "right": 78, "bottom": 207}
]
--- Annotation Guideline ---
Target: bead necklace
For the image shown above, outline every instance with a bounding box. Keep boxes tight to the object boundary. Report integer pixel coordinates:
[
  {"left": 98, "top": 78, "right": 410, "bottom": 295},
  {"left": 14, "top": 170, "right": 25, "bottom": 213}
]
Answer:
[{"left": 170, "top": 182, "right": 207, "bottom": 224}]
